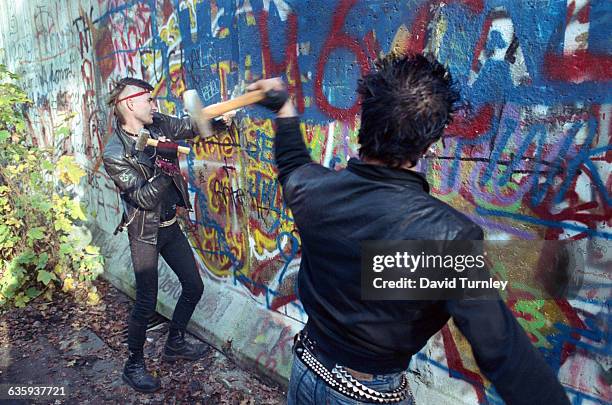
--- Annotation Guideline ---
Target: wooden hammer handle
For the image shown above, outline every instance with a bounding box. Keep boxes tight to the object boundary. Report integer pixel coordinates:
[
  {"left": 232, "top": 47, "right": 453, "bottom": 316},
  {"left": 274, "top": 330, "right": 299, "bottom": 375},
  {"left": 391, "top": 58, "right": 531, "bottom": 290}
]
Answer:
[
  {"left": 176, "top": 145, "right": 191, "bottom": 155},
  {"left": 146, "top": 138, "right": 191, "bottom": 155},
  {"left": 202, "top": 90, "right": 266, "bottom": 117}
]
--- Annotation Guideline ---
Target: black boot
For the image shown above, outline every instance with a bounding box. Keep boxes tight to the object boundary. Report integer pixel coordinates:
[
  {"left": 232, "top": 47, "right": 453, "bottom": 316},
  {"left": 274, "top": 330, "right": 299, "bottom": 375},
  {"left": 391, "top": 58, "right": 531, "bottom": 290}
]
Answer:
[
  {"left": 162, "top": 328, "right": 210, "bottom": 362},
  {"left": 122, "top": 352, "right": 161, "bottom": 393}
]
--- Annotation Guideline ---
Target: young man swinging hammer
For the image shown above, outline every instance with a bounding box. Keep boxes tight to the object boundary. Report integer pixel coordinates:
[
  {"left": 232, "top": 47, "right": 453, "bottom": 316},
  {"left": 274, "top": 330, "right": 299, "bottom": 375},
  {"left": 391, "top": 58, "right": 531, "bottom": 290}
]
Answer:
[
  {"left": 103, "top": 77, "right": 214, "bottom": 393},
  {"left": 103, "top": 75, "right": 267, "bottom": 393}
]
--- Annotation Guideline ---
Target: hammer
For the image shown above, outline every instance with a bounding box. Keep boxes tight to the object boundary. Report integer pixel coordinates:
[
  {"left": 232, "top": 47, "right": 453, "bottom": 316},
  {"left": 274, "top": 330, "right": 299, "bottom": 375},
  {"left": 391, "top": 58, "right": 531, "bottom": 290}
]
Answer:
[
  {"left": 135, "top": 128, "right": 191, "bottom": 154},
  {"left": 183, "top": 89, "right": 266, "bottom": 137}
]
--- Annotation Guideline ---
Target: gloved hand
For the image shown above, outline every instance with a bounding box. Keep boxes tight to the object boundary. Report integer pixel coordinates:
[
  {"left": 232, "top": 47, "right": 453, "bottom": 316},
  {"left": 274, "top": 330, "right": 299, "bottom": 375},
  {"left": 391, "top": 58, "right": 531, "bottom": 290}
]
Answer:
[
  {"left": 257, "top": 89, "right": 289, "bottom": 113},
  {"left": 155, "top": 156, "right": 180, "bottom": 176},
  {"left": 155, "top": 141, "right": 180, "bottom": 176},
  {"left": 156, "top": 140, "right": 178, "bottom": 160},
  {"left": 247, "top": 78, "right": 291, "bottom": 114}
]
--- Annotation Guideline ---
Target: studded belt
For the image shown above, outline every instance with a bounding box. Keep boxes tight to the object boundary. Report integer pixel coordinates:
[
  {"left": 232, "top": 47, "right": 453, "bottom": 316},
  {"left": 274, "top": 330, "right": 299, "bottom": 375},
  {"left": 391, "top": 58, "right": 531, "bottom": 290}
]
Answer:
[{"left": 293, "top": 331, "right": 412, "bottom": 403}]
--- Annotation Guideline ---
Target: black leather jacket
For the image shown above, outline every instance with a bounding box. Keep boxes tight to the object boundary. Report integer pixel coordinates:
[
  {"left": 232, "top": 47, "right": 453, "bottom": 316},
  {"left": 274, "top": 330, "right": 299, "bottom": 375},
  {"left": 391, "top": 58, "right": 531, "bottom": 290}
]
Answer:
[
  {"left": 274, "top": 117, "right": 570, "bottom": 405},
  {"left": 102, "top": 113, "right": 198, "bottom": 245}
]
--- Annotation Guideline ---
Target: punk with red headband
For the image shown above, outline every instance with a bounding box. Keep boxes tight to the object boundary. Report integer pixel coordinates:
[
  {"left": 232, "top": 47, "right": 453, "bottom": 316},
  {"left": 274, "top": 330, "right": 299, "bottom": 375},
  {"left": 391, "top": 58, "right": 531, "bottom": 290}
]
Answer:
[{"left": 102, "top": 77, "right": 226, "bottom": 393}]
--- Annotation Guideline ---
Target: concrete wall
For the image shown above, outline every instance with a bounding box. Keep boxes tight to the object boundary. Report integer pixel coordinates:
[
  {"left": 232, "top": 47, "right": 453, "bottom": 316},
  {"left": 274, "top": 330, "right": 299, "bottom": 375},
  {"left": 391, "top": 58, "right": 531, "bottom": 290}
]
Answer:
[{"left": 0, "top": 0, "right": 609, "bottom": 403}]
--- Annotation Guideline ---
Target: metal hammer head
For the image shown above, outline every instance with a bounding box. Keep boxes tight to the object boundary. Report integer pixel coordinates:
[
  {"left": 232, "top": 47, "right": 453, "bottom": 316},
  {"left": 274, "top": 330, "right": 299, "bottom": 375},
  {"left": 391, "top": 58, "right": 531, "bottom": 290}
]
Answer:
[
  {"left": 183, "top": 90, "right": 212, "bottom": 138},
  {"left": 135, "top": 128, "right": 150, "bottom": 152}
]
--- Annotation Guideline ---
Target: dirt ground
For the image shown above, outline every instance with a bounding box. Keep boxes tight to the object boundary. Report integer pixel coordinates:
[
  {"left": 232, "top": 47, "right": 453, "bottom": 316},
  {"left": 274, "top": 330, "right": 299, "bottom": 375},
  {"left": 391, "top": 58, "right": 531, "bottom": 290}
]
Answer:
[{"left": 0, "top": 279, "right": 286, "bottom": 404}]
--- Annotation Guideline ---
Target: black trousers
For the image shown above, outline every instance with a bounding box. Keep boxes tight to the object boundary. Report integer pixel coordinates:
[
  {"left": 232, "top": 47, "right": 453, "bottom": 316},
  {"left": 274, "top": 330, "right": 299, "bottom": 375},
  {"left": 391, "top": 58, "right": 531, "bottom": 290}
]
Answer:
[{"left": 127, "top": 222, "right": 204, "bottom": 355}]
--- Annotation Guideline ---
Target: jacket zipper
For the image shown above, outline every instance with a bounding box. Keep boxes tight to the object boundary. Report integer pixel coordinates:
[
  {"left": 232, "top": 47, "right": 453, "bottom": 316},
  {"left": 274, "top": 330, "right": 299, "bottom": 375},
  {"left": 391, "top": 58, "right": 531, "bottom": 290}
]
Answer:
[{"left": 130, "top": 155, "right": 150, "bottom": 238}]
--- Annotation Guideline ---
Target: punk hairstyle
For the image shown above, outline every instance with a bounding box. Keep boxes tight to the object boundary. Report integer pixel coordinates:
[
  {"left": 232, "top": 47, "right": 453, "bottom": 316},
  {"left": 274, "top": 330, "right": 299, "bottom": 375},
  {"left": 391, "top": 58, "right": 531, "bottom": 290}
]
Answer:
[
  {"left": 107, "top": 77, "right": 154, "bottom": 125},
  {"left": 357, "top": 53, "right": 460, "bottom": 168}
]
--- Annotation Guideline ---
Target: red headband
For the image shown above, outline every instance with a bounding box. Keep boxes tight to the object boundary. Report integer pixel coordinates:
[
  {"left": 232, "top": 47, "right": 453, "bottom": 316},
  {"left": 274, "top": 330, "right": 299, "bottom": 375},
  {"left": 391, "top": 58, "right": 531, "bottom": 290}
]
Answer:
[{"left": 115, "top": 90, "right": 151, "bottom": 104}]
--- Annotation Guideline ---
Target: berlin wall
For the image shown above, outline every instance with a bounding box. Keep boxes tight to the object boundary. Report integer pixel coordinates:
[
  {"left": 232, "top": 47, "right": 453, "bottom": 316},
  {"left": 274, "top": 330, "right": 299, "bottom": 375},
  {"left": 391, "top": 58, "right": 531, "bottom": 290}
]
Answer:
[{"left": 0, "top": 0, "right": 609, "bottom": 404}]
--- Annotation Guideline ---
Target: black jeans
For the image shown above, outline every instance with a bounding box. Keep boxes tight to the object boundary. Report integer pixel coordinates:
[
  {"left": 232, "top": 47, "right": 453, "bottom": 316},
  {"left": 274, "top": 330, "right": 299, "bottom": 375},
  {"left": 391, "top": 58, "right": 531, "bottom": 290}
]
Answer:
[{"left": 127, "top": 222, "right": 204, "bottom": 355}]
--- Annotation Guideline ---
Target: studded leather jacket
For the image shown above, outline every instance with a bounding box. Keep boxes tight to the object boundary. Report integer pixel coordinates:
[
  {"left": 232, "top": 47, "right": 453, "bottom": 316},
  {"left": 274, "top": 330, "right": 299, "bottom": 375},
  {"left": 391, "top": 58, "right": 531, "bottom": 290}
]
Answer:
[{"left": 102, "top": 113, "right": 197, "bottom": 245}]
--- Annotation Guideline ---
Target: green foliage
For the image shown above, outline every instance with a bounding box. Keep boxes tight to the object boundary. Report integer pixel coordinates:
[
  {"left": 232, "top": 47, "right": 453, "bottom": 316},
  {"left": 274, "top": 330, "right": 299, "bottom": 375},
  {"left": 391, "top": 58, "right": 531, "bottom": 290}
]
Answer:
[{"left": 0, "top": 64, "right": 104, "bottom": 310}]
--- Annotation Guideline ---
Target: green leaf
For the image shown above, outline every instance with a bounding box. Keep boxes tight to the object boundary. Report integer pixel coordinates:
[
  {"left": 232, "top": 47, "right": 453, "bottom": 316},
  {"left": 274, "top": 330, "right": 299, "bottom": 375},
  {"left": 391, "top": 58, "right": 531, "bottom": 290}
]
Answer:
[
  {"left": 16, "top": 250, "right": 35, "bottom": 265},
  {"left": 36, "top": 270, "right": 56, "bottom": 286},
  {"left": 54, "top": 216, "right": 72, "bottom": 232},
  {"left": 84, "top": 245, "right": 100, "bottom": 255},
  {"left": 25, "top": 287, "right": 41, "bottom": 298},
  {"left": 37, "top": 253, "right": 49, "bottom": 269},
  {"left": 27, "top": 227, "right": 45, "bottom": 240},
  {"left": 0, "top": 130, "right": 9, "bottom": 142},
  {"left": 41, "top": 159, "right": 54, "bottom": 171},
  {"left": 14, "top": 293, "right": 30, "bottom": 308},
  {"left": 0, "top": 225, "right": 9, "bottom": 242},
  {"left": 57, "top": 156, "right": 85, "bottom": 185},
  {"left": 33, "top": 200, "right": 52, "bottom": 214},
  {"left": 68, "top": 201, "right": 87, "bottom": 221},
  {"left": 7, "top": 259, "right": 25, "bottom": 274},
  {"left": 1, "top": 263, "right": 22, "bottom": 289},
  {"left": 59, "top": 243, "right": 72, "bottom": 255},
  {"left": 90, "top": 261, "right": 104, "bottom": 277},
  {"left": 55, "top": 127, "right": 70, "bottom": 138}
]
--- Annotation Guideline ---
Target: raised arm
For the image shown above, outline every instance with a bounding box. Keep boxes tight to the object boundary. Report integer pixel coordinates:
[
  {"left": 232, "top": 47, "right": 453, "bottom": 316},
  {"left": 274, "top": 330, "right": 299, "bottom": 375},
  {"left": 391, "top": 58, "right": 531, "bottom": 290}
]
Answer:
[{"left": 152, "top": 112, "right": 198, "bottom": 141}]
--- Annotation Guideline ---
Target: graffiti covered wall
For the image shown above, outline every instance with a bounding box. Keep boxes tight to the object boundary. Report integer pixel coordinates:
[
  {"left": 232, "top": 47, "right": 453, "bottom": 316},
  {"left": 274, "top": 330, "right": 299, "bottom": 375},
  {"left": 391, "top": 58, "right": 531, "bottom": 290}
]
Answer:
[{"left": 0, "top": 0, "right": 609, "bottom": 403}]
